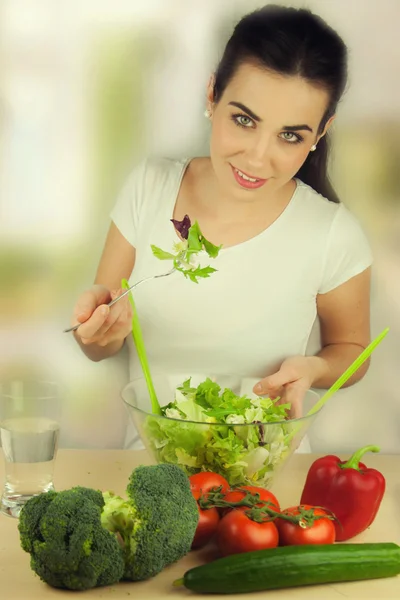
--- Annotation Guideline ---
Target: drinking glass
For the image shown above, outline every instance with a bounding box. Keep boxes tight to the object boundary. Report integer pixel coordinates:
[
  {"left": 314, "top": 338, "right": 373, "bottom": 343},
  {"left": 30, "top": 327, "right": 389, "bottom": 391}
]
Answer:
[{"left": 0, "top": 379, "right": 61, "bottom": 517}]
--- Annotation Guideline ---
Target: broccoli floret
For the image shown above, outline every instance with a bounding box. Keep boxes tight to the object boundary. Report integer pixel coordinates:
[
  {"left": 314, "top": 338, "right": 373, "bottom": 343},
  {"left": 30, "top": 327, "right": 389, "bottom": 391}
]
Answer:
[
  {"left": 101, "top": 463, "right": 199, "bottom": 581},
  {"left": 18, "top": 486, "right": 124, "bottom": 591},
  {"left": 18, "top": 490, "right": 57, "bottom": 554},
  {"left": 19, "top": 464, "right": 199, "bottom": 590}
]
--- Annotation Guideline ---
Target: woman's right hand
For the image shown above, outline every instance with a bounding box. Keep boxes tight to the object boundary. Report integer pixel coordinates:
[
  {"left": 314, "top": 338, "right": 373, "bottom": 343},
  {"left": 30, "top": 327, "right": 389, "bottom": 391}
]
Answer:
[{"left": 71, "top": 284, "right": 133, "bottom": 347}]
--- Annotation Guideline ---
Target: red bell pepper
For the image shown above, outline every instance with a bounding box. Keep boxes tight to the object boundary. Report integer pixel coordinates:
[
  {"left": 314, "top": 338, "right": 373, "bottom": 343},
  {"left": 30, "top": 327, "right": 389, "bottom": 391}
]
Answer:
[{"left": 300, "top": 445, "right": 385, "bottom": 541}]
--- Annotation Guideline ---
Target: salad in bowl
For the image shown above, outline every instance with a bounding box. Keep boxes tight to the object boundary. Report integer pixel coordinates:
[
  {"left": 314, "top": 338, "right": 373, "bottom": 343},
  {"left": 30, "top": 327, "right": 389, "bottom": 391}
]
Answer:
[{"left": 122, "top": 373, "right": 321, "bottom": 489}]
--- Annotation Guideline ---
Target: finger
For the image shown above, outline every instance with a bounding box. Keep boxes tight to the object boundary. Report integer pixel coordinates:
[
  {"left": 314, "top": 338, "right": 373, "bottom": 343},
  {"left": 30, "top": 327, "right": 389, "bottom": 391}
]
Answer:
[
  {"left": 71, "top": 292, "right": 96, "bottom": 327},
  {"left": 89, "top": 314, "right": 130, "bottom": 347},
  {"left": 82, "top": 291, "right": 132, "bottom": 345},
  {"left": 253, "top": 369, "right": 292, "bottom": 397},
  {"left": 92, "top": 290, "right": 127, "bottom": 337},
  {"left": 283, "top": 383, "right": 306, "bottom": 419},
  {"left": 77, "top": 304, "right": 110, "bottom": 341},
  {"left": 72, "top": 286, "right": 111, "bottom": 324},
  {"left": 72, "top": 297, "right": 96, "bottom": 326}
]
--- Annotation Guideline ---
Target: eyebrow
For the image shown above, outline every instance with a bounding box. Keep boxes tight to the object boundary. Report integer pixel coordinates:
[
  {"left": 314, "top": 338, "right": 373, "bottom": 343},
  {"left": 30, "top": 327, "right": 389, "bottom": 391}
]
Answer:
[
  {"left": 229, "top": 102, "right": 261, "bottom": 122},
  {"left": 228, "top": 101, "right": 313, "bottom": 133},
  {"left": 282, "top": 124, "right": 313, "bottom": 133}
]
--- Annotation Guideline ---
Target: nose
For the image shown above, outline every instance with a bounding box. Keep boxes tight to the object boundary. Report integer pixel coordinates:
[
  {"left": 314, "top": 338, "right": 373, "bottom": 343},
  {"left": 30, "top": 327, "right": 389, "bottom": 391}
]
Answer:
[{"left": 246, "top": 131, "right": 273, "bottom": 171}]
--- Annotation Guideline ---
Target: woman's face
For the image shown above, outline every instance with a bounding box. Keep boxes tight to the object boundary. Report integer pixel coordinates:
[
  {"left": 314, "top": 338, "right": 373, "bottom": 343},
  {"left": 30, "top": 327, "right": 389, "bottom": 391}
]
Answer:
[{"left": 208, "top": 62, "right": 332, "bottom": 199}]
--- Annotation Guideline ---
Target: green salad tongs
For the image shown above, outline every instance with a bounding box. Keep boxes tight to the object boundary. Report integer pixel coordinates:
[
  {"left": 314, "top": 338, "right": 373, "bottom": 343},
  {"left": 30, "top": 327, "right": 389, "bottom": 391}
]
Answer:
[{"left": 287, "top": 327, "right": 389, "bottom": 442}]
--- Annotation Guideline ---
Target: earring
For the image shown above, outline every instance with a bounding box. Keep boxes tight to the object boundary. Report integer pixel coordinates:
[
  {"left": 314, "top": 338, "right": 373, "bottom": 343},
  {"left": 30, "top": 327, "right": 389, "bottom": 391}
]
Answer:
[
  {"left": 204, "top": 108, "right": 212, "bottom": 119},
  {"left": 310, "top": 144, "right": 317, "bottom": 152}
]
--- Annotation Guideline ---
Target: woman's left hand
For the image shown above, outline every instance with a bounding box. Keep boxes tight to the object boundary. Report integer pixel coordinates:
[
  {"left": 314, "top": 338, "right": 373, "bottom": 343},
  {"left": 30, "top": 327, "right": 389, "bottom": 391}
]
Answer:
[{"left": 253, "top": 356, "right": 327, "bottom": 418}]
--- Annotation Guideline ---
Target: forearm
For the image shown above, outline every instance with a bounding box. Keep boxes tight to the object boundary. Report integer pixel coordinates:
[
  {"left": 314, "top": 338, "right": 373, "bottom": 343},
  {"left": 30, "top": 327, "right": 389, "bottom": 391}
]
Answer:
[
  {"left": 73, "top": 332, "right": 125, "bottom": 362},
  {"left": 308, "top": 343, "right": 370, "bottom": 389}
]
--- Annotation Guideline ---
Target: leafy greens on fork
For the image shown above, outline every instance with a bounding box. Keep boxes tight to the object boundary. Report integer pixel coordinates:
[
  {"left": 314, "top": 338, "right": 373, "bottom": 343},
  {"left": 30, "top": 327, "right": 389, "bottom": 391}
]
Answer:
[{"left": 151, "top": 215, "right": 222, "bottom": 283}]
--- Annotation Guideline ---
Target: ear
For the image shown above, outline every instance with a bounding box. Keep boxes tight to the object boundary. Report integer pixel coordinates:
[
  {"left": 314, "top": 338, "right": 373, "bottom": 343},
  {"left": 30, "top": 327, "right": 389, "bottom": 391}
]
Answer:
[
  {"left": 206, "top": 74, "right": 216, "bottom": 110},
  {"left": 317, "top": 114, "right": 336, "bottom": 141}
]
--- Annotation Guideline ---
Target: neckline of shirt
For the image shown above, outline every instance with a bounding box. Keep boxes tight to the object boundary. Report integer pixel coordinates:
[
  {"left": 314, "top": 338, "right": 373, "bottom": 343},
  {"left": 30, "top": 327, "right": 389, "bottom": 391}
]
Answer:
[{"left": 167, "top": 157, "right": 301, "bottom": 256}]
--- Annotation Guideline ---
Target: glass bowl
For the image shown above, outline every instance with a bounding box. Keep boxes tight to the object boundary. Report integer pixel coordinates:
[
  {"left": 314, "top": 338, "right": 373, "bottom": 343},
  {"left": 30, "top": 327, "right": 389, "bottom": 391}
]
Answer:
[{"left": 121, "top": 373, "right": 322, "bottom": 490}]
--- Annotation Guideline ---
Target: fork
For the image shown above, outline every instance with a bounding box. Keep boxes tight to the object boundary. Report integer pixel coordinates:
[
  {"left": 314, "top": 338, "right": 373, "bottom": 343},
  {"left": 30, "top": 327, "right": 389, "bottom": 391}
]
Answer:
[{"left": 63, "top": 267, "right": 176, "bottom": 333}]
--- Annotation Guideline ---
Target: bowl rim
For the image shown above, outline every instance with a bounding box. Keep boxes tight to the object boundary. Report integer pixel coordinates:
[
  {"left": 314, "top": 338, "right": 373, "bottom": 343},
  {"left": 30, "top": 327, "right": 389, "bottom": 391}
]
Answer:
[{"left": 121, "top": 377, "right": 322, "bottom": 427}]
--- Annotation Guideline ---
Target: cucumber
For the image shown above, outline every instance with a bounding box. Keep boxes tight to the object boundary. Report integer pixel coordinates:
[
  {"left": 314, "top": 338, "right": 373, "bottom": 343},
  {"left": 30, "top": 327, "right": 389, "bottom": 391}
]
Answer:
[{"left": 176, "top": 543, "right": 400, "bottom": 594}]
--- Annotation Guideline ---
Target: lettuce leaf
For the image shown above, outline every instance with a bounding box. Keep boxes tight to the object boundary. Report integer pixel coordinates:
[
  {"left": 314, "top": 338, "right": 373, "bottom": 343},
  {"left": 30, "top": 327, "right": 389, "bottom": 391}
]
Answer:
[
  {"left": 151, "top": 215, "right": 222, "bottom": 283},
  {"left": 142, "top": 377, "right": 295, "bottom": 487},
  {"left": 171, "top": 215, "right": 191, "bottom": 239}
]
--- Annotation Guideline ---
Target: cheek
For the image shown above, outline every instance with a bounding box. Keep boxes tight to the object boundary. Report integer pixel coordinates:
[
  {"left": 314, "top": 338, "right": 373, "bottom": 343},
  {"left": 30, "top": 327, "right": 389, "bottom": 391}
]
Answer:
[
  {"left": 275, "top": 146, "right": 310, "bottom": 174},
  {"left": 210, "top": 119, "right": 240, "bottom": 154}
]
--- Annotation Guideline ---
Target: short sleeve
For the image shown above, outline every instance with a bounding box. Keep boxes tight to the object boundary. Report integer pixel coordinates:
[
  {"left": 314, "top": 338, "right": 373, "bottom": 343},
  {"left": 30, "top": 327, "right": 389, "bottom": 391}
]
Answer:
[
  {"left": 318, "top": 204, "right": 373, "bottom": 294},
  {"left": 109, "top": 160, "right": 148, "bottom": 248}
]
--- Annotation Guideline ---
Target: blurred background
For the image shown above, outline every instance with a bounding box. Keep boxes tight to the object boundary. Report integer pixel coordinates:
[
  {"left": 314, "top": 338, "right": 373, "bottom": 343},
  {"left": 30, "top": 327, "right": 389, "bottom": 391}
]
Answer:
[{"left": 0, "top": 0, "right": 399, "bottom": 452}]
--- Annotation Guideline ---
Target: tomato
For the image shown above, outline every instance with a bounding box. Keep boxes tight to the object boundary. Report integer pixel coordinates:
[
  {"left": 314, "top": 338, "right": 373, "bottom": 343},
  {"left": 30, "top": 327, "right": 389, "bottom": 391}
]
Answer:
[
  {"left": 221, "top": 486, "right": 280, "bottom": 516},
  {"left": 216, "top": 510, "right": 279, "bottom": 556},
  {"left": 189, "top": 472, "right": 230, "bottom": 501},
  {"left": 191, "top": 505, "right": 220, "bottom": 549},
  {"left": 276, "top": 505, "right": 336, "bottom": 546}
]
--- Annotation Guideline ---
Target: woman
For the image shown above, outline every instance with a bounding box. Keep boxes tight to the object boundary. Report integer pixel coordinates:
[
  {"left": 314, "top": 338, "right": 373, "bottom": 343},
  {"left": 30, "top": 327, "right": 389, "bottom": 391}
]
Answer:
[{"left": 70, "top": 5, "right": 372, "bottom": 419}]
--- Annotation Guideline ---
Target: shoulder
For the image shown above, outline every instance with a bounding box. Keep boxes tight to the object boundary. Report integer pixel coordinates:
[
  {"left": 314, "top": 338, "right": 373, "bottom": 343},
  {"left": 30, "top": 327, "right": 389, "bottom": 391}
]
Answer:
[
  {"left": 110, "top": 156, "right": 190, "bottom": 246},
  {"left": 295, "top": 183, "right": 374, "bottom": 294},
  {"left": 294, "top": 179, "right": 340, "bottom": 220},
  {"left": 125, "top": 156, "right": 191, "bottom": 194},
  {"left": 294, "top": 179, "right": 366, "bottom": 232}
]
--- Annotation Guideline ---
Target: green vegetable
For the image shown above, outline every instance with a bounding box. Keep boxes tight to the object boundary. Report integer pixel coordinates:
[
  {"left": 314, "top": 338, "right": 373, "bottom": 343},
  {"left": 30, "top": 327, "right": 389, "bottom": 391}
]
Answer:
[
  {"left": 143, "top": 377, "right": 294, "bottom": 487},
  {"left": 18, "top": 464, "right": 198, "bottom": 590},
  {"left": 168, "top": 378, "right": 291, "bottom": 424},
  {"left": 151, "top": 214, "right": 221, "bottom": 283},
  {"left": 101, "top": 463, "right": 199, "bottom": 581},
  {"left": 18, "top": 487, "right": 124, "bottom": 591},
  {"left": 174, "top": 543, "right": 400, "bottom": 594}
]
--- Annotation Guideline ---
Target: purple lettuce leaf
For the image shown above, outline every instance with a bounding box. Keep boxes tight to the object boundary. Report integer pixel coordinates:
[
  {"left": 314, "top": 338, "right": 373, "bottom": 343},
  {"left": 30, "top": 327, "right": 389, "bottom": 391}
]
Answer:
[{"left": 171, "top": 214, "right": 191, "bottom": 240}]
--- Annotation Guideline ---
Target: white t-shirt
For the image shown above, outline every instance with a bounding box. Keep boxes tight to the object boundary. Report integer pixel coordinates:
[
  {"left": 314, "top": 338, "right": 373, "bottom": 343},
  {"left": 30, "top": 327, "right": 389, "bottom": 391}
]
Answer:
[{"left": 111, "top": 157, "right": 372, "bottom": 385}]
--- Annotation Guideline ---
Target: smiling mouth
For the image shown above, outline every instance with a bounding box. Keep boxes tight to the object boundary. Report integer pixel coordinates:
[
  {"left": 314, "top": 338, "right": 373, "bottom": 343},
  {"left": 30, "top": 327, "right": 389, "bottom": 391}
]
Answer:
[{"left": 232, "top": 166, "right": 267, "bottom": 183}]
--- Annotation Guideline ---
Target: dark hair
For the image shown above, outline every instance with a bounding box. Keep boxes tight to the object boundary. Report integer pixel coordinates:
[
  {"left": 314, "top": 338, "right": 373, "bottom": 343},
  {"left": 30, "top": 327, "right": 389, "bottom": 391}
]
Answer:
[{"left": 213, "top": 5, "right": 348, "bottom": 203}]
